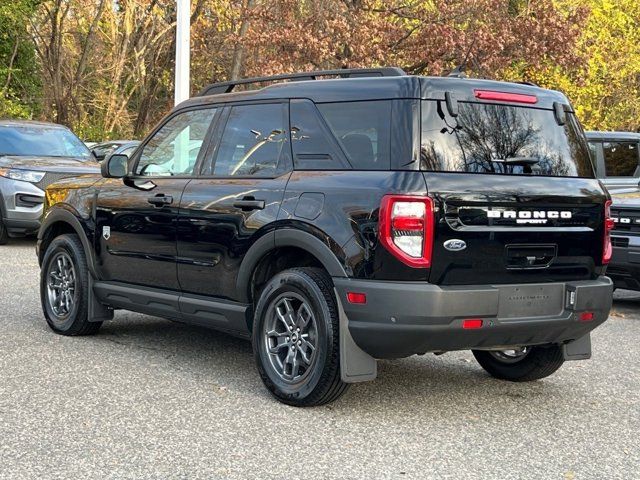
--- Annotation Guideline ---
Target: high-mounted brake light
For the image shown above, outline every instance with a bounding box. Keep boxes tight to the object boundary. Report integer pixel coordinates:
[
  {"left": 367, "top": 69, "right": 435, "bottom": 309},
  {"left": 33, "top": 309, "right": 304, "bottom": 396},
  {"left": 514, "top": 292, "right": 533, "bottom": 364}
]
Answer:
[
  {"left": 602, "top": 200, "right": 614, "bottom": 265},
  {"left": 379, "top": 195, "right": 434, "bottom": 268},
  {"left": 474, "top": 90, "right": 538, "bottom": 105}
]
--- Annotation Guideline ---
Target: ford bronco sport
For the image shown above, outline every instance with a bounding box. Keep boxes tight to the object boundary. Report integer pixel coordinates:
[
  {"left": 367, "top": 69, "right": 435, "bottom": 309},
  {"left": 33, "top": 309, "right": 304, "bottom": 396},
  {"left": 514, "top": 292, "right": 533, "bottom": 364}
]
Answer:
[{"left": 37, "top": 68, "right": 614, "bottom": 406}]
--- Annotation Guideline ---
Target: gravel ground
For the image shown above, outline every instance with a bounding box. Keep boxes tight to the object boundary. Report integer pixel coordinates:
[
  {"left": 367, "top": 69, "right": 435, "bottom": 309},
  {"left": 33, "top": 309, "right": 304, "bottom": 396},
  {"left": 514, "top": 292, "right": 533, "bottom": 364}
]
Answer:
[{"left": 0, "top": 239, "right": 638, "bottom": 479}]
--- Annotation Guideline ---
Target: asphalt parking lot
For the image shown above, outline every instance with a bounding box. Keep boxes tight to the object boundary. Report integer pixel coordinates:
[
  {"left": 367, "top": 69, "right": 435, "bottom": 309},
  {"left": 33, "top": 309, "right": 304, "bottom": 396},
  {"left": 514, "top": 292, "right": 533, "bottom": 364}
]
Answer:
[{"left": 0, "top": 239, "right": 638, "bottom": 479}]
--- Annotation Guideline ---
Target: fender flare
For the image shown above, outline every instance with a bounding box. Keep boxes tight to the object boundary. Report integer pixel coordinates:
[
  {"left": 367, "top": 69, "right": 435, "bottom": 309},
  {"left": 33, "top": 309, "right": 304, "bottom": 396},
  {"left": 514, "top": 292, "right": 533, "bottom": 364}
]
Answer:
[
  {"left": 38, "top": 207, "right": 97, "bottom": 277},
  {"left": 235, "top": 228, "right": 349, "bottom": 303}
]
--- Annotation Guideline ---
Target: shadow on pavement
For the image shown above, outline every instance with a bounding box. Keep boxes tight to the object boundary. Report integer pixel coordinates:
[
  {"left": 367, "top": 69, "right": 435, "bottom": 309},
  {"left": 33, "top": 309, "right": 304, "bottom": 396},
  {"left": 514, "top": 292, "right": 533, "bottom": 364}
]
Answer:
[{"left": 89, "top": 312, "right": 568, "bottom": 410}]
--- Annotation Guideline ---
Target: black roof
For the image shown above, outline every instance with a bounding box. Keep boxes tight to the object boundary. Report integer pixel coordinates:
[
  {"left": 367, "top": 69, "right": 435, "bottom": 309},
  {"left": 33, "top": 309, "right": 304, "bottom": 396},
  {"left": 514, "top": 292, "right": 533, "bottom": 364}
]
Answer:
[
  {"left": 585, "top": 131, "right": 640, "bottom": 142},
  {"left": 180, "top": 70, "right": 570, "bottom": 111}
]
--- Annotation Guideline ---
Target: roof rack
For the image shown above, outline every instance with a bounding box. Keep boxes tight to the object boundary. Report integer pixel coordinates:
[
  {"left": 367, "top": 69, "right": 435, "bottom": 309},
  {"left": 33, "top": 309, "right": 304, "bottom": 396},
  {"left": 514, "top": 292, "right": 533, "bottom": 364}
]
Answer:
[{"left": 197, "top": 67, "right": 407, "bottom": 96}]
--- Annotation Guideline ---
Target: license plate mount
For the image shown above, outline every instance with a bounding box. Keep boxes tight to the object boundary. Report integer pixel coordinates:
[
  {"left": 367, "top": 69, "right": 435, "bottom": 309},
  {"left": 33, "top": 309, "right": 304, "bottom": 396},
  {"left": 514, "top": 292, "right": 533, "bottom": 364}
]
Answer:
[{"left": 498, "top": 284, "right": 564, "bottom": 319}]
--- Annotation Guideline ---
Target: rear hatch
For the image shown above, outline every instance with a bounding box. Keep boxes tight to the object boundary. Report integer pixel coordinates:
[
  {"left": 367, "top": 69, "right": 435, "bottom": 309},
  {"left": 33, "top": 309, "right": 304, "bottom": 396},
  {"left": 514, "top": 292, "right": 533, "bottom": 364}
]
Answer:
[{"left": 420, "top": 83, "right": 609, "bottom": 285}]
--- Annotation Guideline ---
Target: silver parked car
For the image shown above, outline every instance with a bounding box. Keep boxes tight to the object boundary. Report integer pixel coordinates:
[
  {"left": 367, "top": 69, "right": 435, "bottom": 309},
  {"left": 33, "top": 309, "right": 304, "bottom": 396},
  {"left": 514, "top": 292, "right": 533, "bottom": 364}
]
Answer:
[
  {"left": 0, "top": 120, "right": 100, "bottom": 244},
  {"left": 90, "top": 140, "right": 140, "bottom": 162}
]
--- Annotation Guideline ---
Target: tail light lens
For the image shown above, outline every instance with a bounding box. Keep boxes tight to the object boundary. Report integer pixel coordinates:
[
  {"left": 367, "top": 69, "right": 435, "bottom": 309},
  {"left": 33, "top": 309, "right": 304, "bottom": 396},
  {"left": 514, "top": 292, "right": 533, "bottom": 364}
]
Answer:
[
  {"left": 379, "top": 195, "right": 434, "bottom": 268},
  {"left": 603, "top": 199, "right": 614, "bottom": 265}
]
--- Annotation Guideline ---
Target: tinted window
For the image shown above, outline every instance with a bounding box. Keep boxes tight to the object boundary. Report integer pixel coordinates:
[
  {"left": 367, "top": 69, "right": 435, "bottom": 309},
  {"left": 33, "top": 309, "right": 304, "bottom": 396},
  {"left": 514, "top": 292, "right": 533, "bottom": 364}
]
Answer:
[
  {"left": 317, "top": 101, "right": 391, "bottom": 170},
  {"left": 587, "top": 141, "right": 599, "bottom": 163},
  {"left": 603, "top": 141, "right": 638, "bottom": 177},
  {"left": 421, "top": 100, "right": 594, "bottom": 178},
  {"left": 211, "top": 103, "right": 289, "bottom": 176},
  {"left": 0, "top": 125, "right": 91, "bottom": 159},
  {"left": 290, "top": 100, "right": 348, "bottom": 169},
  {"left": 135, "top": 108, "right": 216, "bottom": 176}
]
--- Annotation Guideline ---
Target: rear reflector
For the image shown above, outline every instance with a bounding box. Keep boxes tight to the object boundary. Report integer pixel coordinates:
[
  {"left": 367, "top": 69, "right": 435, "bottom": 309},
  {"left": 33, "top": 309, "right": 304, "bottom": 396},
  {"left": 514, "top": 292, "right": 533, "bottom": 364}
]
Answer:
[
  {"left": 474, "top": 90, "right": 538, "bottom": 104},
  {"left": 579, "top": 312, "right": 595, "bottom": 322},
  {"left": 462, "top": 318, "right": 483, "bottom": 329},
  {"left": 347, "top": 292, "right": 367, "bottom": 304}
]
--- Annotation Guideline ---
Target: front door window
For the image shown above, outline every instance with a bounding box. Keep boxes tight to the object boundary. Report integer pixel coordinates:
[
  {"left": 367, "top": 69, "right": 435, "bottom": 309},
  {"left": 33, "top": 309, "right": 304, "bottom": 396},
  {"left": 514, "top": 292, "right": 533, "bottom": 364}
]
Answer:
[{"left": 135, "top": 108, "right": 217, "bottom": 176}]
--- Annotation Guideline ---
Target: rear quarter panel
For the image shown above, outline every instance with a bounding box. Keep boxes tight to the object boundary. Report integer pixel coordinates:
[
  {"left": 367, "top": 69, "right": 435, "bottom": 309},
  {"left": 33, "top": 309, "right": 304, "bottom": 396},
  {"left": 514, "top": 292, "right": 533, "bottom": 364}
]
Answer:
[{"left": 279, "top": 170, "right": 429, "bottom": 280}]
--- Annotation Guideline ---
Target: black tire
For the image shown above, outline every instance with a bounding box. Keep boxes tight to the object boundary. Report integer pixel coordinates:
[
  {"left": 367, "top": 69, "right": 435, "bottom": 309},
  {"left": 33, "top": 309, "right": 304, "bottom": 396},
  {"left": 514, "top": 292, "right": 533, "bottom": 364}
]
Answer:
[
  {"left": 252, "top": 267, "right": 349, "bottom": 407},
  {"left": 0, "top": 217, "right": 8, "bottom": 245},
  {"left": 40, "top": 233, "right": 102, "bottom": 336},
  {"left": 472, "top": 345, "right": 565, "bottom": 382}
]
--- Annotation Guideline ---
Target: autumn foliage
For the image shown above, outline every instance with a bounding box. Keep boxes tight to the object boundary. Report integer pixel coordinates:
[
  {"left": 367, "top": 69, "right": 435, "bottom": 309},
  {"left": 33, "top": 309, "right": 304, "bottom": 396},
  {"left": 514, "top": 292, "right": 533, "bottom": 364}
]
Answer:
[{"left": 0, "top": 0, "right": 638, "bottom": 139}]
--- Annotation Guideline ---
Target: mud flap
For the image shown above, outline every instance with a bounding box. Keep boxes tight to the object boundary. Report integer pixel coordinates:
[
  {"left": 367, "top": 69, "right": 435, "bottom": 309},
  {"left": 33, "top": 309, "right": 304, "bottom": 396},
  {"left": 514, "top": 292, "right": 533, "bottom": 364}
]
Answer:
[
  {"left": 88, "top": 275, "right": 114, "bottom": 322},
  {"left": 335, "top": 288, "right": 377, "bottom": 383},
  {"left": 562, "top": 333, "right": 592, "bottom": 361}
]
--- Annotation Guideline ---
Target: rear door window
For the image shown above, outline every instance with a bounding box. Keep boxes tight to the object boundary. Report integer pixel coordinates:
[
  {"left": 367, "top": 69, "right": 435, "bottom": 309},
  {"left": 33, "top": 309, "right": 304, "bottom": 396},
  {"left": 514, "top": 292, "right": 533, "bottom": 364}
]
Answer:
[
  {"left": 209, "top": 103, "right": 290, "bottom": 177},
  {"left": 317, "top": 101, "right": 391, "bottom": 170},
  {"left": 603, "top": 141, "right": 639, "bottom": 177},
  {"left": 290, "top": 99, "right": 349, "bottom": 170},
  {"left": 421, "top": 100, "right": 594, "bottom": 178}
]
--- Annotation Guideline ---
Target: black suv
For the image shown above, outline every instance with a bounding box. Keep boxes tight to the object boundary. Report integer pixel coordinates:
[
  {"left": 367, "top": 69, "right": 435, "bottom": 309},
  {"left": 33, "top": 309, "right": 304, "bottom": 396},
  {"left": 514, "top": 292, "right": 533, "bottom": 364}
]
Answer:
[{"left": 37, "top": 68, "right": 614, "bottom": 406}]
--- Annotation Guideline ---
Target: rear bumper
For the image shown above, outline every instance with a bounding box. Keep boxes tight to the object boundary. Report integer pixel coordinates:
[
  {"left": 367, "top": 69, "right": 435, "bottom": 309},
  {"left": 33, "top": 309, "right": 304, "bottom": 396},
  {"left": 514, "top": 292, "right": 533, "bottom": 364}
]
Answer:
[{"left": 333, "top": 276, "right": 613, "bottom": 359}]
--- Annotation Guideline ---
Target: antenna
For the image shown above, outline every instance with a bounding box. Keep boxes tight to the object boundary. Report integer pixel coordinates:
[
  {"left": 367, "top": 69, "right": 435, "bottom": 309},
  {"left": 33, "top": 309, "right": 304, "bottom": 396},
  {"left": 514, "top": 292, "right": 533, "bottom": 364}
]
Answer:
[{"left": 447, "top": 37, "right": 477, "bottom": 78}]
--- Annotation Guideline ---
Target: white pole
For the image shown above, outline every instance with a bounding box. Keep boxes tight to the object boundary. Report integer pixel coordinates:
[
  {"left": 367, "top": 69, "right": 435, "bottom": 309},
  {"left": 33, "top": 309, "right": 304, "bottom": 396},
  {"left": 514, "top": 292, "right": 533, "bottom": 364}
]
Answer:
[{"left": 175, "top": 0, "right": 190, "bottom": 106}]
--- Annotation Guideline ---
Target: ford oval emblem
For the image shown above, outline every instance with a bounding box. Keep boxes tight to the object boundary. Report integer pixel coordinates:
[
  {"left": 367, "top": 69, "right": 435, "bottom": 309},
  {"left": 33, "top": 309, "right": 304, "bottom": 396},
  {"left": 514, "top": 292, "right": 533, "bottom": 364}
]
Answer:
[{"left": 444, "top": 239, "right": 467, "bottom": 251}]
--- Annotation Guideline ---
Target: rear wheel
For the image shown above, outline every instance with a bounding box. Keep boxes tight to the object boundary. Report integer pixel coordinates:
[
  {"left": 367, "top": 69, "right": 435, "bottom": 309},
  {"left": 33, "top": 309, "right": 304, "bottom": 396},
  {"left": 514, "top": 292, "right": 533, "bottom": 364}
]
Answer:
[
  {"left": 40, "top": 234, "right": 102, "bottom": 335},
  {"left": 0, "top": 217, "right": 8, "bottom": 245},
  {"left": 252, "top": 267, "right": 349, "bottom": 407},
  {"left": 472, "top": 345, "right": 565, "bottom": 382}
]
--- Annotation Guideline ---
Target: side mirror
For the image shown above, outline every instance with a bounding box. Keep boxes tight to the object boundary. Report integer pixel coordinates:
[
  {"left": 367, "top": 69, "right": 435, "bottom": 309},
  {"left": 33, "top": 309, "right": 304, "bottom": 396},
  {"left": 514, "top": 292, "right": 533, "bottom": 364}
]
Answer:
[{"left": 101, "top": 154, "right": 128, "bottom": 178}]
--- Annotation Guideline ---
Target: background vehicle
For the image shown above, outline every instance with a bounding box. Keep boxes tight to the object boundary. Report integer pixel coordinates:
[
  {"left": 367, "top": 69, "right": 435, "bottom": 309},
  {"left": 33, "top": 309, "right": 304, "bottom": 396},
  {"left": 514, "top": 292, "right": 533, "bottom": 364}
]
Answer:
[
  {"left": 0, "top": 120, "right": 100, "bottom": 244},
  {"left": 38, "top": 68, "right": 612, "bottom": 406},
  {"left": 91, "top": 140, "right": 140, "bottom": 162},
  {"left": 606, "top": 190, "right": 640, "bottom": 290},
  {"left": 586, "top": 131, "right": 640, "bottom": 192}
]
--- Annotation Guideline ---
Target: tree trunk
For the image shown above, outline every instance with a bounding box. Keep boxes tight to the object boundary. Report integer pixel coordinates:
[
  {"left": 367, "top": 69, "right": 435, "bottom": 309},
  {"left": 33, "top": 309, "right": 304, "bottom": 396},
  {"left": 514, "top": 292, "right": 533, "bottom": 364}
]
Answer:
[{"left": 230, "top": 0, "right": 255, "bottom": 80}]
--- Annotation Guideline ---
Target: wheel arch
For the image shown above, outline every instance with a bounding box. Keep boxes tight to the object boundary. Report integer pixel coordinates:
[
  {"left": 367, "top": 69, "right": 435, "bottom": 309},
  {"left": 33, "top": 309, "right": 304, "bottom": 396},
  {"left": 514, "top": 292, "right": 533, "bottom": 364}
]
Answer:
[
  {"left": 236, "top": 228, "right": 349, "bottom": 305},
  {"left": 38, "top": 207, "right": 96, "bottom": 277}
]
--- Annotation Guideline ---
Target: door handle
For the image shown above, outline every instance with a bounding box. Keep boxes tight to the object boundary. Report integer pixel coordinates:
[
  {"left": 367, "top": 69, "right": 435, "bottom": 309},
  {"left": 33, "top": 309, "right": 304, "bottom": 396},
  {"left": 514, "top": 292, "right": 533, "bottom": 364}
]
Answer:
[
  {"left": 233, "top": 198, "right": 265, "bottom": 211},
  {"left": 148, "top": 194, "right": 173, "bottom": 207}
]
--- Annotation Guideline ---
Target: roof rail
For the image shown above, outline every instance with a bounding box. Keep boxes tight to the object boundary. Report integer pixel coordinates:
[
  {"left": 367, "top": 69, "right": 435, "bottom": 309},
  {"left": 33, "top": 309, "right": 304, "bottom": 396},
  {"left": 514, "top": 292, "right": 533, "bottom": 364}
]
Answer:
[{"left": 197, "top": 67, "right": 407, "bottom": 96}]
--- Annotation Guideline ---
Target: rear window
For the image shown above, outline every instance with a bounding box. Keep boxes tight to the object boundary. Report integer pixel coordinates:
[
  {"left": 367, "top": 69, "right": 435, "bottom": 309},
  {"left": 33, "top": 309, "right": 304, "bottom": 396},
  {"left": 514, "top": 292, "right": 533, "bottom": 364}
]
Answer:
[
  {"left": 421, "top": 101, "right": 594, "bottom": 178},
  {"left": 603, "top": 141, "right": 638, "bottom": 177},
  {"left": 317, "top": 101, "right": 391, "bottom": 170}
]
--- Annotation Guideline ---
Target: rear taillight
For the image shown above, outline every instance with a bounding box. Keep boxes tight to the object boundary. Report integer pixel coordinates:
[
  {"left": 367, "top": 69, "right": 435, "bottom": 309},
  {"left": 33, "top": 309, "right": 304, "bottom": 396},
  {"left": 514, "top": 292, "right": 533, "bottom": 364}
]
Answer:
[
  {"left": 379, "top": 195, "right": 434, "bottom": 268},
  {"left": 603, "top": 200, "right": 614, "bottom": 265}
]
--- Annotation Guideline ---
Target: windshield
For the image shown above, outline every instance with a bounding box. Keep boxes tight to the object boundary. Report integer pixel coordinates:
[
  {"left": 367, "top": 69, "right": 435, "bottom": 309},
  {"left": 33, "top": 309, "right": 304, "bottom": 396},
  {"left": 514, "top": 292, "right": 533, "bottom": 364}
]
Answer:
[
  {"left": 421, "top": 101, "right": 594, "bottom": 178},
  {"left": 0, "top": 125, "right": 91, "bottom": 159}
]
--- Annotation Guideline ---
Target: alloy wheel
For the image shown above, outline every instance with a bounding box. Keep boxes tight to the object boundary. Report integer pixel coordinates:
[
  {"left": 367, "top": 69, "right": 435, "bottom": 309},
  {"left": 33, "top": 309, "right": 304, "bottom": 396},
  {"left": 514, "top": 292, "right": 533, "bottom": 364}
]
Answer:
[
  {"left": 489, "top": 347, "right": 531, "bottom": 364},
  {"left": 46, "top": 251, "right": 77, "bottom": 320},
  {"left": 263, "top": 292, "right": 318, "bottom": 383}
]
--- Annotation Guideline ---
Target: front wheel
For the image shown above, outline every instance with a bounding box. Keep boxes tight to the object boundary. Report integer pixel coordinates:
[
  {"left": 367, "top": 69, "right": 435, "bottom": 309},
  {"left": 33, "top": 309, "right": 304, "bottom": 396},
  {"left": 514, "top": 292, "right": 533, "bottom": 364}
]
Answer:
[
  {"left": 40, "top": 233, "right": 102, "bottom": 335},
  {"left": 252, "top": 268, "right": 349, "bottom": 407},
  {"left": 472, "top": 345, "right": 565, "bottom": 382}
]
